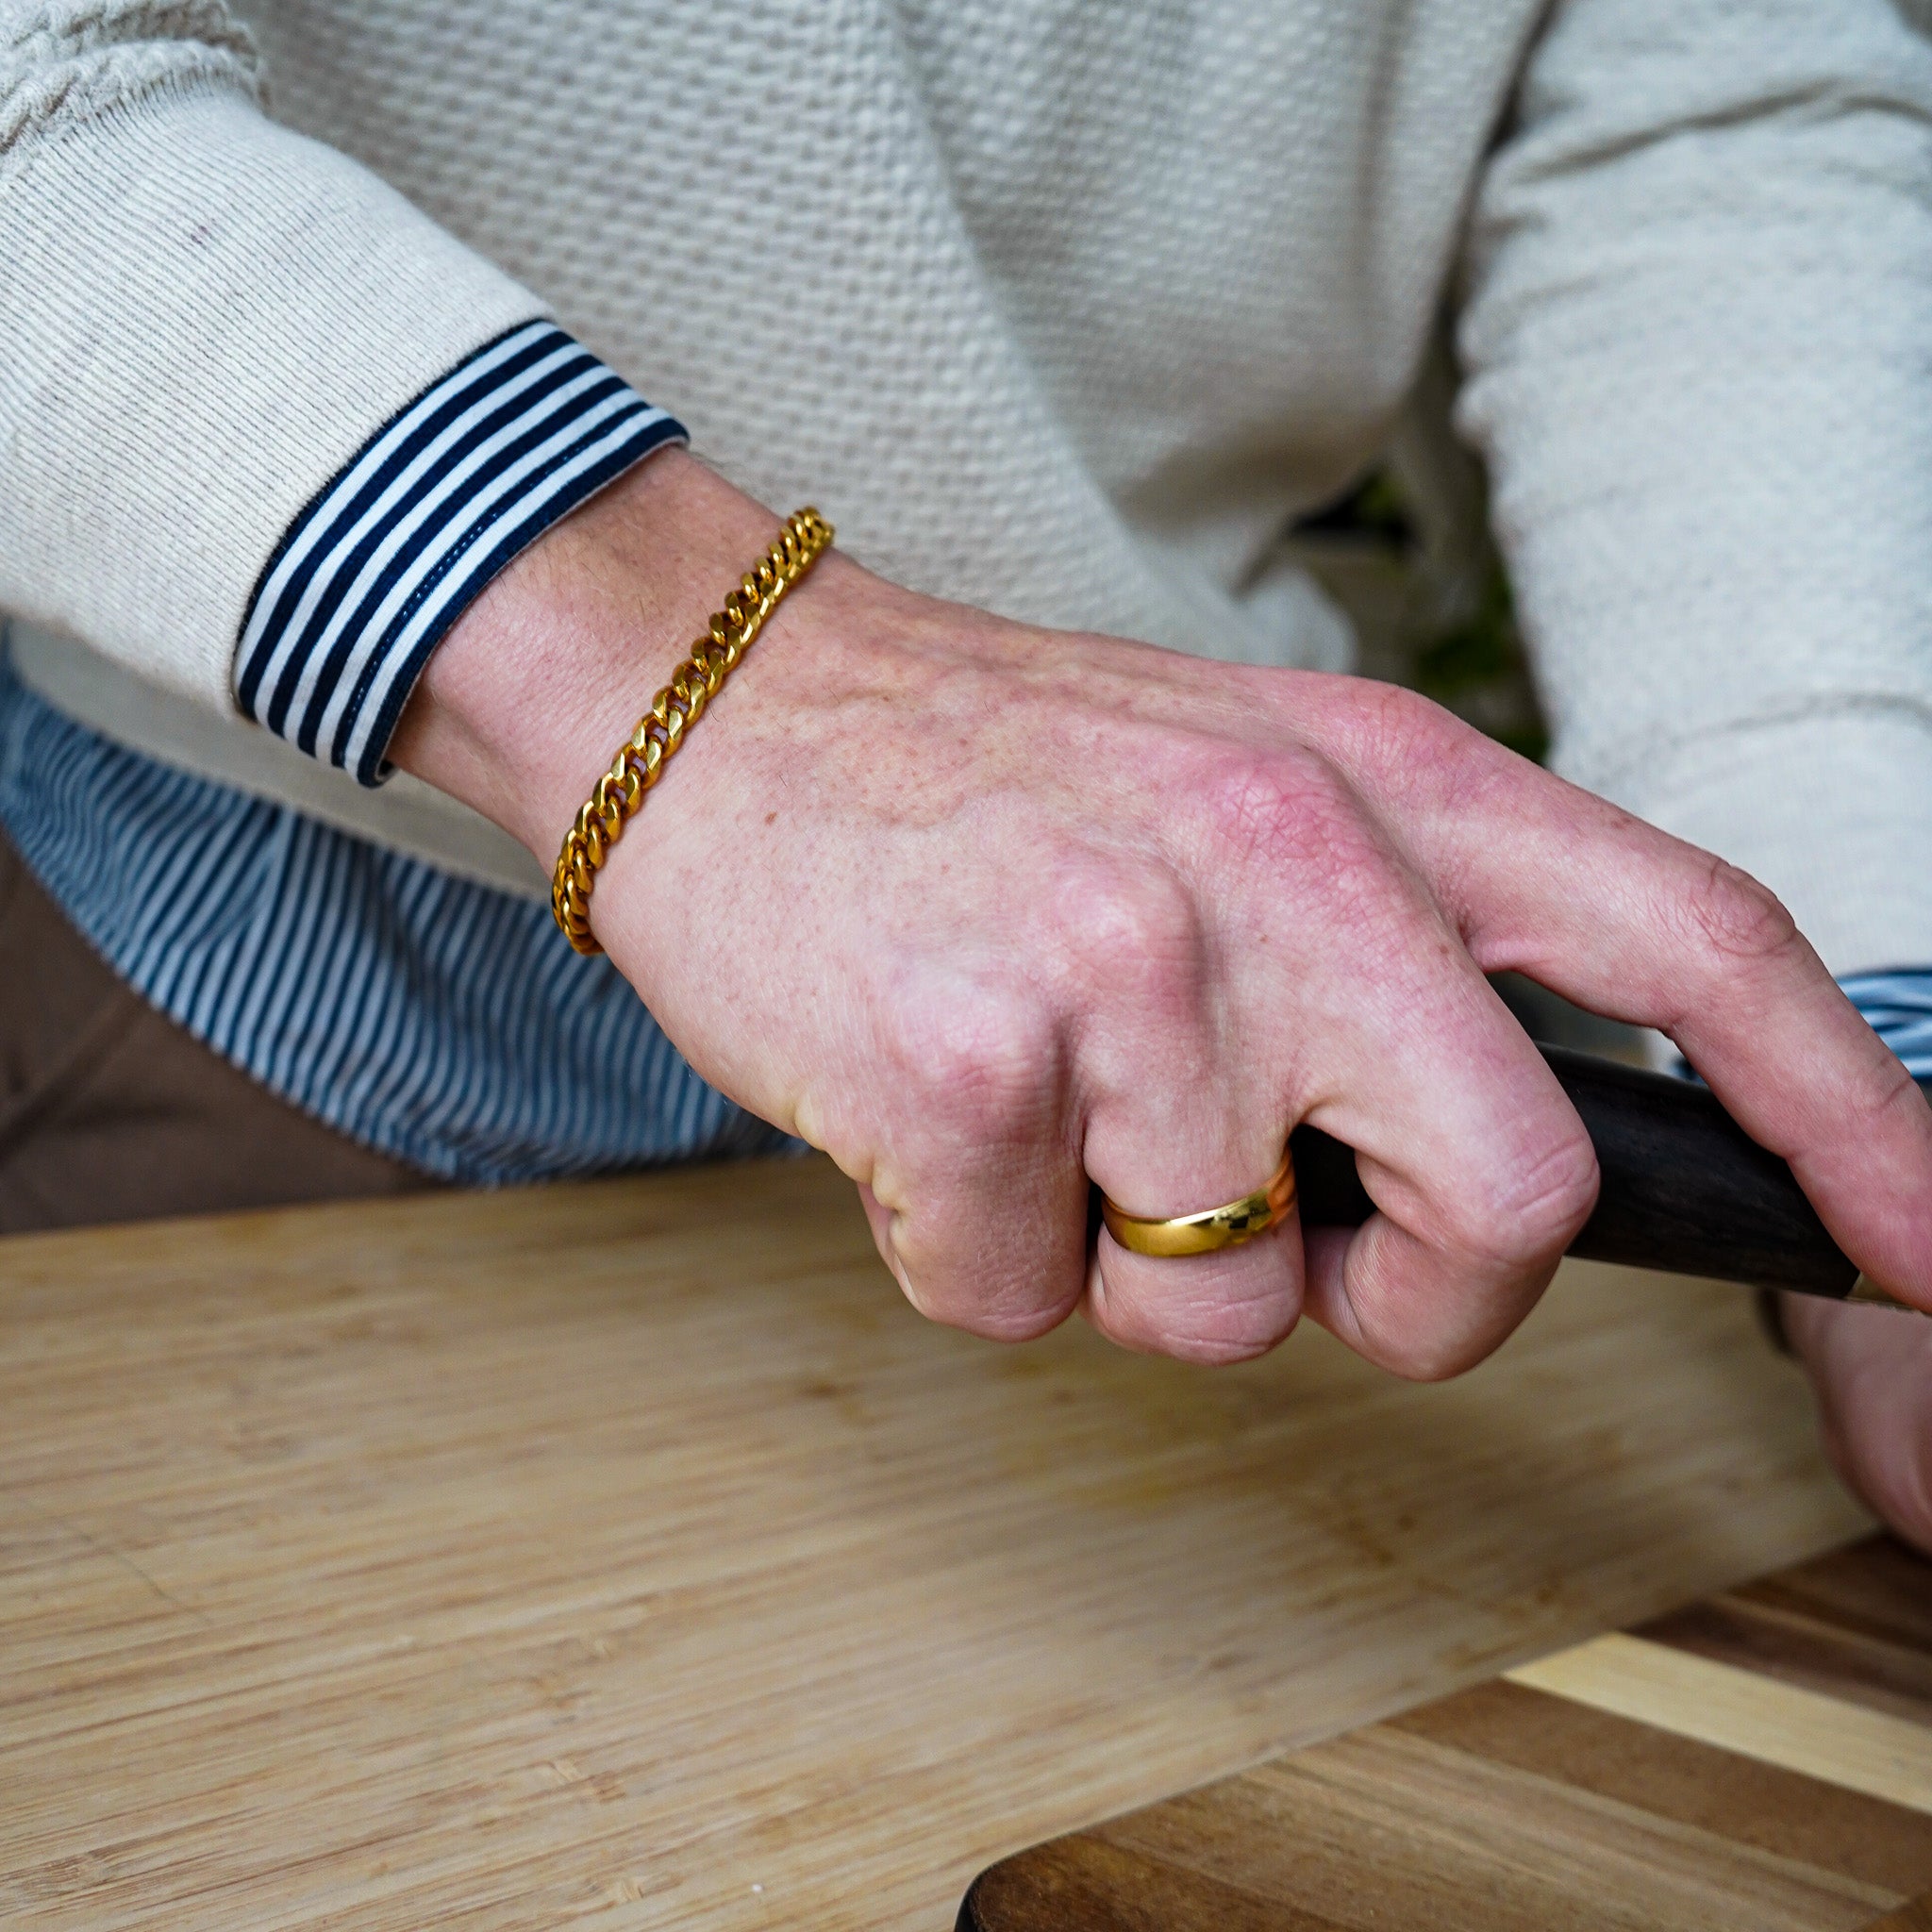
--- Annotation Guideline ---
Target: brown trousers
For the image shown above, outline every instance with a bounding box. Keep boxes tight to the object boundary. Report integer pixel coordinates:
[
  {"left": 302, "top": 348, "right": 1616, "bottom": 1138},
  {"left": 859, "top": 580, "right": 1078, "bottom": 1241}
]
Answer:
[{"left": 0, "top": 832, "right": 437, "bottom": 1236}]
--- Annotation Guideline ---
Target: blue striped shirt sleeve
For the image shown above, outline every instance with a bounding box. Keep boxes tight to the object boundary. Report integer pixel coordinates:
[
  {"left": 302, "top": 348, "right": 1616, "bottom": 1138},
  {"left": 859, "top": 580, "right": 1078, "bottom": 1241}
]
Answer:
[
  {"left": 233, "top": 320, "right": 686, "bottom": 787},
  {"left": 1841, "top": 970, "right": 1932, "bottom": 1079}
]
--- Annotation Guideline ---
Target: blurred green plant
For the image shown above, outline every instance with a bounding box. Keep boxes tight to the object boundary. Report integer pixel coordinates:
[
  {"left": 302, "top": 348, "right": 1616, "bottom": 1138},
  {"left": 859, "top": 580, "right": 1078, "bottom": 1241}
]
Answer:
[
  {"left": 1291, "top": 464, "right": 1550, "bottom": 766},
  {"left": 1412, "top": 566, "right": 1548, "bottom": 764}
]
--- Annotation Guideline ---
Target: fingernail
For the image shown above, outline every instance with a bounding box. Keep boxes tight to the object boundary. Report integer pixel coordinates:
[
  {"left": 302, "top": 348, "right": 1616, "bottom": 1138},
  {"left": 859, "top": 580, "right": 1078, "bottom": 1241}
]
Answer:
[{"left": 1848, "top": 1274, "right": 1926, "bottom": 1316}]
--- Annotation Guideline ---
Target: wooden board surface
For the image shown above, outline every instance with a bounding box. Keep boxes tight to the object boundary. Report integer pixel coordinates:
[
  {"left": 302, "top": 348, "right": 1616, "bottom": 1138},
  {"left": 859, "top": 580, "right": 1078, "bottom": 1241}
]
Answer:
[
  {"left": 0, "top": 1156, "right": 1873, "bottom": 1929},
  {"left": 961, "top": 1536, "right": 1932, "bottom": 1931}
]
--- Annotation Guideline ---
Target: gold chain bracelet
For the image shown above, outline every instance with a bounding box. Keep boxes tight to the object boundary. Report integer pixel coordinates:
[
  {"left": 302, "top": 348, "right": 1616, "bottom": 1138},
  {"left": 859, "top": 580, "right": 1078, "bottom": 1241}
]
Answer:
[{"left": 550, "top": 507, "right": 834, "bottom": 954}]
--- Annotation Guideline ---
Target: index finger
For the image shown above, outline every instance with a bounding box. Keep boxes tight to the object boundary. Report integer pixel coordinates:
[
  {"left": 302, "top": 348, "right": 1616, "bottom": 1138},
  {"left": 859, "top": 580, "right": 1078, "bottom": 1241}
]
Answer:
[{"left": 1344, "top": 717, "right": 1932, "bottom": 1311}]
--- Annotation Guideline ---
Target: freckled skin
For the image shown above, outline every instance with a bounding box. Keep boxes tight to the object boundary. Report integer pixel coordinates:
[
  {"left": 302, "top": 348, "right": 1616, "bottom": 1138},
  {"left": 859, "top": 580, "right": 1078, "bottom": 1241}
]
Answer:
[{"left": 392, "top": 449, "right": 1932, "bottom": 1552}]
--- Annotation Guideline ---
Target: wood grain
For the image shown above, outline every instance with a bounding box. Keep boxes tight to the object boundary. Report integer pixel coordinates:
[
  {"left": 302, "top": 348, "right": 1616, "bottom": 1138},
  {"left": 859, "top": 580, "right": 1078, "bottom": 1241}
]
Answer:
[
  {"left": 1641, "top": 1545, "right": 1932, "bottom": 1728},
  {"left": 0, "top": 1157, "right": 1871, "bottom": 1929},
  {"left": 1865, "top": 1898, "right": 1932, "bottom": 1931},
  {"left": 1391, "top": 1679, "right": 1932, "bottom": 1898},
  {"left": 1506, "top": 1635, "right": 1932, "bottom": 1811},
  {"left": 964, "top": 1538, "right": 1932, "bottom": 1932}
]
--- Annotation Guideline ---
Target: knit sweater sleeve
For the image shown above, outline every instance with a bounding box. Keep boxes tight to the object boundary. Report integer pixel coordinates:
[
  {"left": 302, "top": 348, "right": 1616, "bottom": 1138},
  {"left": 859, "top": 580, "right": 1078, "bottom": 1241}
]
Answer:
[
  {"left": 0, "top": 3, "right": 683, "bottom": 783},
  {"left": 1456, "top": 0, "right": 1932, "bottom": 977}
]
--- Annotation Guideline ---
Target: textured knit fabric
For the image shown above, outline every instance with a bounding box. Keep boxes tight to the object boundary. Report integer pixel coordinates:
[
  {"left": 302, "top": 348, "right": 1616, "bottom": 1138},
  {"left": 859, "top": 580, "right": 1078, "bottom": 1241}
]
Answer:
[
  {"left": 1, "top": 2, "right": 1929, "bottom": 1035},
  {"left": 0, "top": 652, "right": 788, "bottom": 1182},
  {"left": 1456, "top": 0, "right": 1932, "bottom": 976},
  {"left": 0, "top": 77, "right": 540, "bottom": 717}
]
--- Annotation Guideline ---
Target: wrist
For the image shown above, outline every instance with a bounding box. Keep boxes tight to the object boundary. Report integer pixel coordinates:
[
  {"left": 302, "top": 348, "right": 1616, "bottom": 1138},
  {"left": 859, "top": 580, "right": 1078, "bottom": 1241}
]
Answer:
[{"left": 386, "top": 447, "right": 785, "bottom": 861}]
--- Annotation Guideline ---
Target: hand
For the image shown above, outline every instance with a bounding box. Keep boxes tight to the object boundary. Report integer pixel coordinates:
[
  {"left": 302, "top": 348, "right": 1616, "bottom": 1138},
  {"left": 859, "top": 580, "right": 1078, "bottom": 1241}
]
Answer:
[
  {"left": 1783, "top": 1297, "right": 1932, "bottom": 1554},
  {"left": 391, "top": 452, "right": 1932, "bottom": 1376}
]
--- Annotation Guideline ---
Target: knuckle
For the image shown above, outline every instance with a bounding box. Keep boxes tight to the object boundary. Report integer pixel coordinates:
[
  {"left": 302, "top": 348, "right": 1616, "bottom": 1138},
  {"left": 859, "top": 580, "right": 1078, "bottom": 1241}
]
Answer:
[
  {"left": 885, "top": 975, "right": 1062, "bottom": 1148},
  {"left": 1048, "top": 854, "right": 1205, "bottom": 1003},
  {"left": 1443, "top": 1125, "right": 1600, "bottom": 1268},
  {"left": 1679, "top": 858, "right": 1803, "bottom": 972},
  {"left": 891, "top": 1215, "right": 1082, "bottom": 1341},
  {"left": 1339, "top": 679, "right": 1492, "bottom": 797},
  {"left": 1098, "top": 1244, "right": 1300, "bottom": 1364},
  {"left": 1358, "top": 680, "right": 1456, "bottom": 763},
  {"left": 1871, "top": 1053, "right": 1932, "bottom": 1140},
  {"left": 1196, "top": 744, "right": 1360, "bottom": 874},
  {"left": 1170, "top": 1290, "right": 1298, "bottom": 1365},
  {"left": 1192, "top": 746, "right": 1412, "bottom": 941}
]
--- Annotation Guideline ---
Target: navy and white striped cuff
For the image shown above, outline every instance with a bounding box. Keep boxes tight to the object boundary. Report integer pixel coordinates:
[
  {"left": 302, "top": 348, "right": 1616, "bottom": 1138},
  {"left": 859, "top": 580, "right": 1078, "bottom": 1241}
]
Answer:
[{"left": 234, "top": 320, "right": 686, "bottom": 786}]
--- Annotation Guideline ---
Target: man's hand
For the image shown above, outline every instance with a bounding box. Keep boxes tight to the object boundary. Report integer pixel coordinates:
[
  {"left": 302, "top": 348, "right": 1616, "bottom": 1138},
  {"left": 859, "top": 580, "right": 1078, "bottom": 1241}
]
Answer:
[
  {"left": 391, "top": 451, "right": 1932, "bottom": 1389},
  {"left": 1785, "top": 1299, "right": 1932, "bottom": 1554}
]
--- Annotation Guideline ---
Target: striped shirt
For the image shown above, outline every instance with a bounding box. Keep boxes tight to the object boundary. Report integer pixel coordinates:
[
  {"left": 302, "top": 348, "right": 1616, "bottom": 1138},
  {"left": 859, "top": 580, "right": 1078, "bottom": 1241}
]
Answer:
[
  {"left": 1, "top": 325, "right": 1925, "bottom": 1182},
  {"left": 1838, "top": 972, "right": 1932, "bottom": 1083},
  {"left": 0, "top": 666, "right": 791, "bottom": 1182},
  {"left": 234, "top": 320, "right": 680, "bottom": 787},
  {"left": 0, "top": 325, "right": 789, "bottom": 1184}
]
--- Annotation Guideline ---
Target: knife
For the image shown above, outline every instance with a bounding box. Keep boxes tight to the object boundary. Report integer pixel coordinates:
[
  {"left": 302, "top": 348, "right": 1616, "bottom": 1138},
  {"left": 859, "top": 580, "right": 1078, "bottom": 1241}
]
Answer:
[{"left": 1286, "top": 1044, "right": 1924, "bottom": 1313}]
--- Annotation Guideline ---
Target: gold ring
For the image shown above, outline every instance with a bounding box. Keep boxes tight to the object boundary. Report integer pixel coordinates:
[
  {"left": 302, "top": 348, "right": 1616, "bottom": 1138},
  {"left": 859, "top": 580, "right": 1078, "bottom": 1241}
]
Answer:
[{"left": 1100, "top": 1149, "right": 1296, "bottom": 1258}]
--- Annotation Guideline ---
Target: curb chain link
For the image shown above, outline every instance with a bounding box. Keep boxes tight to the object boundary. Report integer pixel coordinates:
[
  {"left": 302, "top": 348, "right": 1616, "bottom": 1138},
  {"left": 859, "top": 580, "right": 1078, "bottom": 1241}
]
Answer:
[{"left": 550, "top": 507, "right": 834, "bottom": 954}]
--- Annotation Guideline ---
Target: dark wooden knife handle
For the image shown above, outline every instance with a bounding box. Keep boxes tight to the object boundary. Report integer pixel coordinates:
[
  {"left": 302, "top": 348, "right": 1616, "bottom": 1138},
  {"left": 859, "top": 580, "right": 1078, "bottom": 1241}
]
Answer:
[{"left": 1291, "top": 1044, "right": 1926, "bottom": 1302}]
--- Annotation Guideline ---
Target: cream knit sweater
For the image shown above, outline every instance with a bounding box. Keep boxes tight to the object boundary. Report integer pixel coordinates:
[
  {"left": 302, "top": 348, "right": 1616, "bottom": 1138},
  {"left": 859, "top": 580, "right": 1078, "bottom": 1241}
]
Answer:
[{"left": 2, "top": 0, "right": 1930, "bottom": 968}]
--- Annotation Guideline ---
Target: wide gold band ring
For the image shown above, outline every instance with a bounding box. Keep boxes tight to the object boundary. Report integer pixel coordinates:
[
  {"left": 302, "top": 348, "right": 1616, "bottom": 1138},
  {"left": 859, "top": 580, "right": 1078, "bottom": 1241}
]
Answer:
[{"left": 1100, "top": 1149, "right": 1296, "bottom": 1258}]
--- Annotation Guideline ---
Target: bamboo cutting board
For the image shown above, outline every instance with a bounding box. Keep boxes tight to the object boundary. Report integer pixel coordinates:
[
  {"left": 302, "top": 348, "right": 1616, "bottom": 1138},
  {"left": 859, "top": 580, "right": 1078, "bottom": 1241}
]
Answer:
[
  {"left": 0, "top": 1157, "right": 1874, "bottom": 1929},
  {"left": 960, "top": 1534, "right": 1932, "bottom": 1930}
]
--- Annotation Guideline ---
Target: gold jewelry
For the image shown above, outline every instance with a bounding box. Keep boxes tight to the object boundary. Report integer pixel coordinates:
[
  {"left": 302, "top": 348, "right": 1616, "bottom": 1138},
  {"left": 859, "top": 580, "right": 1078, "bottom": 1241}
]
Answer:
[
  {"left": 550, "top": 508, "right": 834, "bottom": 954},
  {"left": 1101, "top": 1149, "right": 1296, "bottom": 1257}
]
